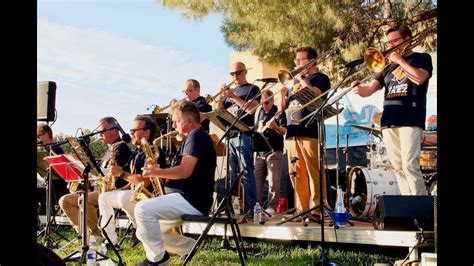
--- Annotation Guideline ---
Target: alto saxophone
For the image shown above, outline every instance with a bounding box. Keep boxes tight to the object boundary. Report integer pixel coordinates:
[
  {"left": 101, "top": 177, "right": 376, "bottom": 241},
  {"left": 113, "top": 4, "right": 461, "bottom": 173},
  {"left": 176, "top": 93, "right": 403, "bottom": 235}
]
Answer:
[
  {"left": 98, "top": 141, "right": 123, "bottom": 194},
  {"left": 130, "top": 137, "right": 164, "bottom": 202}
]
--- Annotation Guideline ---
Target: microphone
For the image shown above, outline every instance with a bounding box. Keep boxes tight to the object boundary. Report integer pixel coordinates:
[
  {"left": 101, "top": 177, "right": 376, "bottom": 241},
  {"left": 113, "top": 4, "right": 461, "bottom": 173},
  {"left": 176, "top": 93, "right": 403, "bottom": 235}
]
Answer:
[
  {"left": 256, "top": 78, "right": 278, "bottom": 83},
  {"left": 114, "top": 121, "right": 131, "bottom": 143},
  {"left": 351, "top": 195, "right": 362, "bottom": 205},
  {"left": 344, "top": 58, "right": 364, "bottom": 68}
]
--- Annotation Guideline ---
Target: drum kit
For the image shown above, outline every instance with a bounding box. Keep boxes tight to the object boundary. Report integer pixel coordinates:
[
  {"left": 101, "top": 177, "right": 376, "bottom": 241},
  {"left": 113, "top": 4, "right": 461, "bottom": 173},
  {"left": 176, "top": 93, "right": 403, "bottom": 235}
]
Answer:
[{"left": 347, "top": 114, "right": 438, "bottom": 219}]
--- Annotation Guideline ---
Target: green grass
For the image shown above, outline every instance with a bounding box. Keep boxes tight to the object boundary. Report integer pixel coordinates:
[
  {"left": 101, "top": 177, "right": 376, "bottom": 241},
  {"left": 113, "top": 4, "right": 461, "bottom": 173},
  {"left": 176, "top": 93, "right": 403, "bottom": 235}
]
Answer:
[{"left": 38, "top": 226, "right": 401, "bottom": 265}]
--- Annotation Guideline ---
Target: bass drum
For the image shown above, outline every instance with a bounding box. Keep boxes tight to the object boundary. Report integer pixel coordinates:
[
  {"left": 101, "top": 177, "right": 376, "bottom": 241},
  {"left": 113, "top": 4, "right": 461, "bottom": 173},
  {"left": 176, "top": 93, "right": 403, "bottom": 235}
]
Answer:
[{"left": 347, "top": 167, "right": 399, "bottom": 218}]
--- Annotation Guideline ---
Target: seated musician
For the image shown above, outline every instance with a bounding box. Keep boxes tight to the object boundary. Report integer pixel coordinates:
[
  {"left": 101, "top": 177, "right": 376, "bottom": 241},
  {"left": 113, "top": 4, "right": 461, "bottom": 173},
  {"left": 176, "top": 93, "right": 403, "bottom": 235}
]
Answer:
[
  {"left": 98, "top": 115, "right": 166, "bottom": 249},
  {"left": 58, "top": 117, "right": 132, "bottom": 239},
  {"left": 254, "top": 90, "right": 287, "bottom": 215},
  {"left": 37, "top": 123, "right": 68, "bottom": 214},
  {"left": 135, "top": 100, "right": 216, "bottom": 265}
]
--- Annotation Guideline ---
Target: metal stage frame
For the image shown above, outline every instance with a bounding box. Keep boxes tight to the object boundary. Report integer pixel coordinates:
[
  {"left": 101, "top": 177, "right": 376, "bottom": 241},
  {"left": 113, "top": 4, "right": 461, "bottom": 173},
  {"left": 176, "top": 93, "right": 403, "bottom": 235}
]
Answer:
[{"left": 39, "top": 214, "right": 433, "bottom": 261}]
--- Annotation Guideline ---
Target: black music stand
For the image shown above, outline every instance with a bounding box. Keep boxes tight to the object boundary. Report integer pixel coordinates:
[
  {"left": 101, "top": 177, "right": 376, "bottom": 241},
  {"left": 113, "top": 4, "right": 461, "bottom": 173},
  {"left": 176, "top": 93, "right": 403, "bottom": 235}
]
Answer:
[
  {"left": 61, "top": 138, "right": 110, "bottom": 264},
  {"left": 204, "top": 110, "right": 251, "bottom": 247},
  {"left": 36, "top": 150, "right": 70, "bottom": 248},
  {"left": 182, "top": 170, "right": 248, "bottom": 265}
]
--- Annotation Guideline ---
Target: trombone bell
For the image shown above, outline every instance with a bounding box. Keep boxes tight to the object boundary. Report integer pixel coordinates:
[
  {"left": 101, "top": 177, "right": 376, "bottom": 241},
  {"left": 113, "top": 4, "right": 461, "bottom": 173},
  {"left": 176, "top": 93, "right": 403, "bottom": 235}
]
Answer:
[
  {"left": 278, "top": 70, "right": 293, "bottom": 86},
  {"left": 364, "top": 48, "right": 385, "bottom": 73}
]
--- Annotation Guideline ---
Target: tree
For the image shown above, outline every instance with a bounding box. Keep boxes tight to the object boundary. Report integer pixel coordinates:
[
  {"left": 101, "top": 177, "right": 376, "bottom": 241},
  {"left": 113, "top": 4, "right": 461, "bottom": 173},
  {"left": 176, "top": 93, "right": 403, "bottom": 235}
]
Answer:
[{"left": 157, "top": 0, "right": 436, "bottom": 81}]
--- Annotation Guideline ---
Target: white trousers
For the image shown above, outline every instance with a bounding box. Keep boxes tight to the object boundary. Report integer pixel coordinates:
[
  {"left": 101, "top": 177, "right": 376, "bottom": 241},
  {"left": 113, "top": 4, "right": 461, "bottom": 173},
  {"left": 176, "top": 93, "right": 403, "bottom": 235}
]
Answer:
[
  {"left": 98, "top": 189, "right": 136, "bottom": 244},
  {"left": 382, "top": 126, "right": 427, "bottom": 195},
  {"left": 135, "top": 193, "right": 203, "bottom": 262}
]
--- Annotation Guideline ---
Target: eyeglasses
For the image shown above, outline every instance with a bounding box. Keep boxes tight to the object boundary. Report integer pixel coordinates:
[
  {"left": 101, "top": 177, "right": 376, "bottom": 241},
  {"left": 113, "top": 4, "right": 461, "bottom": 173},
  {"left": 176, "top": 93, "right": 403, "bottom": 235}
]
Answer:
[
  {"left": 385, "top": 36, "right": 404, "bottom": 45},
  {"left": 263, "top": 100, "right": 271, "bottom": 105},
  {"left": 130, "top": 128, "right": 145, "bottom": 134},
  {"left": 294, "top": 58, "right": 308, "bottom": 63},
  {"left": 229, "top": 70, "right": 245, "bottom": 76},
  {"left": 182, "top": 89, "right": 193, "bottom": 94}
]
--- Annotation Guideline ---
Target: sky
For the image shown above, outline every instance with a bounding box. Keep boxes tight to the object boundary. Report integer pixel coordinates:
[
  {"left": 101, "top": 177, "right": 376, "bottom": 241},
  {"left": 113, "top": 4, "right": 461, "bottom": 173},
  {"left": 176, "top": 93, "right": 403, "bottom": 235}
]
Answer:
[
  {"left": 38, "top": 0, "right": 437, "bottom": 138},
  {"left": 38, "top": 0, "right": 234, "bottom": 136}
]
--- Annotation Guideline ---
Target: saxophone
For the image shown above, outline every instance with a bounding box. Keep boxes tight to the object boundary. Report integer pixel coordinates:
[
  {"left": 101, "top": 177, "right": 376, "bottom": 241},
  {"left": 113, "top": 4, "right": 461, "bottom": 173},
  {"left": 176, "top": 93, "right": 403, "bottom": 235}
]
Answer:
[
  {"left": 130, "top": 137, "right": 164, "bottom": 202},
  {"left": 98, "top": 141, "right": 123, "bottom": 194}
]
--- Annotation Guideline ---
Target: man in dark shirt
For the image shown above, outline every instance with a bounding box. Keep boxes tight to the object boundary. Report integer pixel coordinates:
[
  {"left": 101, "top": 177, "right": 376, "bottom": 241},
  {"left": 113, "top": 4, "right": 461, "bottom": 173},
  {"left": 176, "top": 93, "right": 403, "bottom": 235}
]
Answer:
[
  {"left": 279, "top": 47, "right": 331, "bottom": 219},
  {"left": 215, "top": 61, "right": 260, "bottom": 215},
  {"left": 352, "top": 24, "right": 432, "bottom": 195},
  {"left": 254, "top": 90, "right": 287, "bottom": 215},
  {"left": 136, "top": 100, "right": 216, "bottom": 265},
  {"left": 170, "top": 79, "right": 212, "bottom": 132},
  {"left": 58, "top": 117, "right": 132, "bottom": 238},
  {"left": 98, "top": 115, "right": 166, "bottom": 247}
]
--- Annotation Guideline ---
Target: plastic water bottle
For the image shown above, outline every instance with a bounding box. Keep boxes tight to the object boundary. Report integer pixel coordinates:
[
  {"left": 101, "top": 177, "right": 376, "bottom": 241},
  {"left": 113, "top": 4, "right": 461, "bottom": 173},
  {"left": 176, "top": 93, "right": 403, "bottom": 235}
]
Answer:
[
  {"left": 232, "top": 196, "right": 241, "bottom": 215},
  {"left": 336, "top": 186, "right": 345, "bottom": 213},
  {"left": 98, "top": 242, "right": 107, "bottom": 256},
  {"left": 86, "top": 235, "right": 97, "bottom": 266},
  {"left": 253, "top": 202, "right": 262, "bottom": 224}
]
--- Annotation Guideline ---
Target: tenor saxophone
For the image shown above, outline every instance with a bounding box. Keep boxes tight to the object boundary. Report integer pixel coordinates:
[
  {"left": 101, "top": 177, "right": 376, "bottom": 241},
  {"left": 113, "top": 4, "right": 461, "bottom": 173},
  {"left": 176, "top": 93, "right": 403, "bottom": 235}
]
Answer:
[{"left": 130, "top": 137, "right": 164, "bottom": 202}]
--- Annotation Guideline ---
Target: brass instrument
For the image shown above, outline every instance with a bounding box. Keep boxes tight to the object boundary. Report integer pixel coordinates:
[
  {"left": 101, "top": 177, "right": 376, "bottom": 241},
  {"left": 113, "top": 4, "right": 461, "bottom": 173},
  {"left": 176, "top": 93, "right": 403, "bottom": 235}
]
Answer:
[
  {"left": 98, "top": 141, "right": 123, "bottom": 194},
  {"left": 289, "top": 25, "right": 436, "bottom": 124},
  {"left": 364, "top": 25, "right": 436, "bottom": 73},
  {"left": 153, "top": 130, "right": 182, "bottom": 144},
  {"left": 130, "top": 137, "right": 165, "bottom": 202},
  {"left": 278, "top": 50, "right": 334, "bottom": 88},
  {"left": 205, "top": 81, "right": 235, "bottom": 103}
]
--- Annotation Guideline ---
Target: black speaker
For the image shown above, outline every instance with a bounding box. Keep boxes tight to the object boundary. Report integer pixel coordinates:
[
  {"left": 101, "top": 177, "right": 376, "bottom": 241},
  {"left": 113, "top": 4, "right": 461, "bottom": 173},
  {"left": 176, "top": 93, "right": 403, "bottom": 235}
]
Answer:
[
  {"left": 37, "top": 81, "right": 56, "bottom": 122},
  {"left": 373, "top": 195, "right": 434, "bottom": 231}
]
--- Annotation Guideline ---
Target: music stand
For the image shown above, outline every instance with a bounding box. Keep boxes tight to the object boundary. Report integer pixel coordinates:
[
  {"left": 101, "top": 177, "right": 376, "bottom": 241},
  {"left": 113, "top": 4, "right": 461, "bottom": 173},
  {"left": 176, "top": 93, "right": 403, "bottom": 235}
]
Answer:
[
  {"left": 59, "top": 138, "right": 110, "bottom": 264},
  {"left": 37, "top": 150, "right": 70, "bottom": 248},
  {"left": 183, "top": 170, "right": 248, "bottom": 265}
]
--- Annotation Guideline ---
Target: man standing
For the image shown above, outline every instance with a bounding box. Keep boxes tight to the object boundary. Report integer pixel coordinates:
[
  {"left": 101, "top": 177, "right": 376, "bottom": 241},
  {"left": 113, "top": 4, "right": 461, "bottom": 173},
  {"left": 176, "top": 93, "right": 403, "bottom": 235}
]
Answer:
[
  {"left": 215, "top": 62, "right": 260, "bottom": 215},
  {"left": 351, "top": 24, "right": 432, "bottom": 195}
]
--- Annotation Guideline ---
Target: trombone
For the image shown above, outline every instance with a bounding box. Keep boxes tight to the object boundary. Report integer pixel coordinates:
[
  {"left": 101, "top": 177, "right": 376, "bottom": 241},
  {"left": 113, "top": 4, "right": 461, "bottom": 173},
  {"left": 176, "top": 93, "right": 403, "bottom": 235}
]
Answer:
[{"left": 289, "top": 25, "right": 436, "bottom": 124}]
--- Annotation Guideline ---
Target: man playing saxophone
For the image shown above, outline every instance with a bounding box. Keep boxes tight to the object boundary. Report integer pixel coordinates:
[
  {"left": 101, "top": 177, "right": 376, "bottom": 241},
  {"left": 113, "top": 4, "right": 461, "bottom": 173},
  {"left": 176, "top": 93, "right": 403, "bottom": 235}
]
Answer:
[
  {"left": 136, "top": 100, "right": 217, "bottom": 265},
  {"left": 59, "top": 117, "right": 132, "bottom": 241},
  {"left": 98, "top": 115, "right": 166, "bottom": 249}
]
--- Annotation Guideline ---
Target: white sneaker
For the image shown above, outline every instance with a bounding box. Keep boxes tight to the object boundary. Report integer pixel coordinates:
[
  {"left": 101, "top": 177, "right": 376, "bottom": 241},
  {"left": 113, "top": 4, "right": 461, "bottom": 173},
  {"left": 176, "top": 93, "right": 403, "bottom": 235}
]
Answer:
[{"left": 265, "top": 208, "right": 276, "bottom": 216}]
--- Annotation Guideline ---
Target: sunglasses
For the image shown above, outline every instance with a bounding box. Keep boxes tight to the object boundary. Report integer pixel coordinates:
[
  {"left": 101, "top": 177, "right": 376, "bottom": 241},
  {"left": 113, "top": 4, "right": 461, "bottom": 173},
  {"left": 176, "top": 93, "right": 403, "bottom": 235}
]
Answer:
[
  {"left": 229, "top": 70, "right": 245, "bottom": 76},
  {"left": 263, "top": 100, "right": 271, "bottom": 105}
]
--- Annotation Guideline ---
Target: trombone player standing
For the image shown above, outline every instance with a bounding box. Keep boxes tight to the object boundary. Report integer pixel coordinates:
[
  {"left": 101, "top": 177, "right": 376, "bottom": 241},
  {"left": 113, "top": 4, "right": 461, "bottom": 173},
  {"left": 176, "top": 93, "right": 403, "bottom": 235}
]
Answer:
[
  {"left": 278, "top": 47, "right": 331, "bottom": 221},
  {"left": 351, "top": 23, "right": 433, "bottom": 195}
]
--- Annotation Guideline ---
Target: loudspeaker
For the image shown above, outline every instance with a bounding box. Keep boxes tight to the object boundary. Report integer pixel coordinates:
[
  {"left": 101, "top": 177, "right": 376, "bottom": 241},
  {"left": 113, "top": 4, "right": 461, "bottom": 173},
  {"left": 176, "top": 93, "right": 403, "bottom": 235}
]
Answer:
[
  {"left": 37, "top": 81, "right": 56, "bottom": 122},
  {"left": 373, "top": 195, "right": 434, "bottom": 231}
]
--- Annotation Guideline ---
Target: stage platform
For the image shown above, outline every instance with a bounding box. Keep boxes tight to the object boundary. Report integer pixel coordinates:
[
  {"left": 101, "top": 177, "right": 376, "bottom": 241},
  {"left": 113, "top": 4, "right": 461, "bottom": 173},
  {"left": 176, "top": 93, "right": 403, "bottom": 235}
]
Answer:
[{"left": 39, "top": 214, "right": 433, "bottom": 260}]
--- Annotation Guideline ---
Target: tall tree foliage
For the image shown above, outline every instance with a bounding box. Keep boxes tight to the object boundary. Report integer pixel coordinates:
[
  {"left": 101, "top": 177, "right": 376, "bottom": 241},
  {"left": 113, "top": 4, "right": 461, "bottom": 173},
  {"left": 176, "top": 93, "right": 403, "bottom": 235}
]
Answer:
[{"left": 157, "top": 0, "right": 437, "bottom": 81}]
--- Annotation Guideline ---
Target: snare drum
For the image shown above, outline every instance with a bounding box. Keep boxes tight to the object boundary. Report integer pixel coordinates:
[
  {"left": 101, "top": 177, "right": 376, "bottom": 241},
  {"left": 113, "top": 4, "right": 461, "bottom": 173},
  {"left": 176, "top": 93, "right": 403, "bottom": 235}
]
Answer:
[
  {"left": 420, "top": 150, "right": 437, "bottom": 171},
  {"left": 347, "top": 167, "right": 399, "bottom": 218}
]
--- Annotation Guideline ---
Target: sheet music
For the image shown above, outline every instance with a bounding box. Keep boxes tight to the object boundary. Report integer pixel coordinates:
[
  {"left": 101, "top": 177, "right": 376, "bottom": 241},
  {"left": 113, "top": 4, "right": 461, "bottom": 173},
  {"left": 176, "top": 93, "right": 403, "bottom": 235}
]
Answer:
[
  {"left": 204, "top": 110, "right": 251, "bottom": 132},
  {"left": 291, "top": 87, "right": 343, "bottom": 120}
]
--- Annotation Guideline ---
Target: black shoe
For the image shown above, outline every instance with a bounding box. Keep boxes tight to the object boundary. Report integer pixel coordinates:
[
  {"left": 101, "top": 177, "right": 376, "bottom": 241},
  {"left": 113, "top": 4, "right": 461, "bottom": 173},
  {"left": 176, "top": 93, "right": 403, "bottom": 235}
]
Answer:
[
  {"left": 106, "top": 243, "right": 123, "bottom": 251},
  {"left": 135, "top": 251, "right": 170, "bottom": 266}
]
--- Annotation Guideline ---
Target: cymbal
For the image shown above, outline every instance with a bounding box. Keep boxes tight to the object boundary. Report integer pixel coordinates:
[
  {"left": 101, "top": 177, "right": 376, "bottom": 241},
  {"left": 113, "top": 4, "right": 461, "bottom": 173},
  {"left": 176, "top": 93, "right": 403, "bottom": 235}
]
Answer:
[{"left": 352, "top": 124, "right": 382, "bottom": 136}]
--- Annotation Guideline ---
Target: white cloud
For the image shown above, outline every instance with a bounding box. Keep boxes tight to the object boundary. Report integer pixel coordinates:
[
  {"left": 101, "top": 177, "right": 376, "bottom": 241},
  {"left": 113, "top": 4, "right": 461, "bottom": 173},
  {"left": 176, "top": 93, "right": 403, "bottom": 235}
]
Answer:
[{"left": 38, "top": 19, "right": 228, "bottom": 135}]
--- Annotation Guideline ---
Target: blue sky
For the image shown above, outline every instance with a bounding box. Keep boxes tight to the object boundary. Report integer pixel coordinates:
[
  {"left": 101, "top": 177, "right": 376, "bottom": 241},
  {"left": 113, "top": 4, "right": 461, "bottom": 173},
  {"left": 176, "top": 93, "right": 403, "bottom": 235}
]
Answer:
[{"left": 38, "top": 0, "right": 234, "bottom": 136}]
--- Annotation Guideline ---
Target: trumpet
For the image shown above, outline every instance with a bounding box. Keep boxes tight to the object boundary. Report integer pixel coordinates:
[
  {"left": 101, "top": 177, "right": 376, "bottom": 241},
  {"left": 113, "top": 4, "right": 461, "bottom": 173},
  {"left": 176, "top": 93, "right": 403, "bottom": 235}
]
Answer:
[{"left": 205, "top": 81, "right": 235, "bottom": 103}]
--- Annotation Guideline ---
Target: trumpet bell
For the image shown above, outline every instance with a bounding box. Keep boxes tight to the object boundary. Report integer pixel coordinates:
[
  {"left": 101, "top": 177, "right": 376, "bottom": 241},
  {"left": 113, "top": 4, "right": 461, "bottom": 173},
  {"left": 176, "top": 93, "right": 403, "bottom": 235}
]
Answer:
[{"left": 364, "top": 48, "right": 385, "bottom": 73}]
